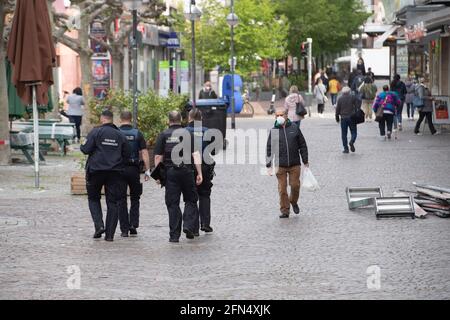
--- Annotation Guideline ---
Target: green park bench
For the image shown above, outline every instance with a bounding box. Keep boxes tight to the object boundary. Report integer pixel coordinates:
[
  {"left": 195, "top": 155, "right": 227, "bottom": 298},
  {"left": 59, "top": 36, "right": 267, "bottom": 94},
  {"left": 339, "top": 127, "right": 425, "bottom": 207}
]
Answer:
[
  {"left": 9, "top": 131, "right": 45, "bottom": 164},
  {"left": 10, "top": 120, "right": 76, "bottom": 162}
]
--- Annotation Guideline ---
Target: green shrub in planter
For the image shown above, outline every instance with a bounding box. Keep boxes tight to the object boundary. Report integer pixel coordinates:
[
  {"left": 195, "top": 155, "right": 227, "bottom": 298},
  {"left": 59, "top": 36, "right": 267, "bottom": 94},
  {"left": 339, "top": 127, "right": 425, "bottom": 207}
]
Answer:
[{"left": 88, "top": 90, "right": 189, "bottom": 146}]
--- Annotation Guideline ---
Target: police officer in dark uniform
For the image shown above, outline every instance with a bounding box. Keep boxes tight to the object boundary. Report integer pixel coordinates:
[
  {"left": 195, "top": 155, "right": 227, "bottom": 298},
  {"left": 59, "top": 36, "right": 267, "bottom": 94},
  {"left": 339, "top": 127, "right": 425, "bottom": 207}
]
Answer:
[
  {"left": 80, "top": 110, "right": 130, "bottom": 241},
  {"left": 118, "top": 111, "right": 151, "bottom": 237},
  {"left": 154, "top": 111, "right": 203, "bottom": 243},
  {"left": 185, "top": 109, "right": 215, "bottom": 235}
]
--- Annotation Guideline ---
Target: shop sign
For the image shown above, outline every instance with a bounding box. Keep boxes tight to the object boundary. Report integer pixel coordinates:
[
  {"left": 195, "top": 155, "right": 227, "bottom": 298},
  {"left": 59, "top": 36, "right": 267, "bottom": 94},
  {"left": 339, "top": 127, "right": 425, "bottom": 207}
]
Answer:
[
  {"left": 405, "top": 22, "right": 427, "bottom": 42},
  {"left": 167, "top": 32, "right": 180, "bottom": 49}
]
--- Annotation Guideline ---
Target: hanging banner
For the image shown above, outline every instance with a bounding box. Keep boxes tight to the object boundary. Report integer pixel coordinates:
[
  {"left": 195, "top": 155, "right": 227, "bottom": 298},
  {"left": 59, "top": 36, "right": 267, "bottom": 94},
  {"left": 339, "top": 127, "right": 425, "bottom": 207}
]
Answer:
[
  {"left": 92, "top": 58, "right": 111, "bottom": 99},
  {"left": 159, "top": 61, "right": 170, "bottom": 97},
  {"left": 90, "top": 20, "right": 108, "bottom": 56}
]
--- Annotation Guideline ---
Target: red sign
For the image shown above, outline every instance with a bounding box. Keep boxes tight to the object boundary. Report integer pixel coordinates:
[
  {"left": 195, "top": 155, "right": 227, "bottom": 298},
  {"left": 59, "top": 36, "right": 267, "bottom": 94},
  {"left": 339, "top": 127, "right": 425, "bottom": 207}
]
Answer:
[{"left": 405, "top": 22, "right": 427, "bottom": 42}]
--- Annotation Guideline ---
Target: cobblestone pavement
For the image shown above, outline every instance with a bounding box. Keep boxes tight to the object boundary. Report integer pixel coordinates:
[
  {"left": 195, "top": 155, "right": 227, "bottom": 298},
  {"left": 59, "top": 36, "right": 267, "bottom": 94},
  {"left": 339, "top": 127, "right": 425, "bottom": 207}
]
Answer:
[{"left": 0, "top": 116, "right": 449, "bottom": 300}]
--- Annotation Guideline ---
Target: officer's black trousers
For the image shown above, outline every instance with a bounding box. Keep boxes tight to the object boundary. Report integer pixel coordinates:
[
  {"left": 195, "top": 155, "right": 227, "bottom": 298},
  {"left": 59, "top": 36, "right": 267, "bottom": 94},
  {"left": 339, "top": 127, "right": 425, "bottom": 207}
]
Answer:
[
  {"left": 119, "top": 165, "right": 143, "bottom": 232},
  {"left": 86, "top": 171, "right": 127, "bottom": 239},
  {"left": 165, "top": 167, "right": 199, "bottom": 240},
  {"left": 194, "top": 165, "right": 213, "bottom": 233}
]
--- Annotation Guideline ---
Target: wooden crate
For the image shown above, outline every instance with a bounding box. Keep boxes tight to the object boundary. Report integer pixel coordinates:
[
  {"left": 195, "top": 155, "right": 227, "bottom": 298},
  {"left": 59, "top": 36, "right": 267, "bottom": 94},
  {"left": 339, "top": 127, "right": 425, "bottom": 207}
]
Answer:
[{"left": 71, "top": 172, "right": 87, "bottom": 195}]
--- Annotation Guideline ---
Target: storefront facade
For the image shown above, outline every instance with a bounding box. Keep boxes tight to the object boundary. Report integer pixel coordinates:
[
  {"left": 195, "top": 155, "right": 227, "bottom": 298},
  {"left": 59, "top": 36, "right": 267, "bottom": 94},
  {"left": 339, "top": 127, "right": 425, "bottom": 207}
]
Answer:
[{"left": 395, "top": 3, "right": 450, "bottom": 95}]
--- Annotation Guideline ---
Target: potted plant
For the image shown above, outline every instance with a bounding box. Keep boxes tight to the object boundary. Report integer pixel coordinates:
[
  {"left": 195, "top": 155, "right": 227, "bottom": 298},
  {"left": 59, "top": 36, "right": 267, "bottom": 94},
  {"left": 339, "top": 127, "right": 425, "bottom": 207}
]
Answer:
[{"left": 71, "top": 153, "right": 88, "bottom": 195}]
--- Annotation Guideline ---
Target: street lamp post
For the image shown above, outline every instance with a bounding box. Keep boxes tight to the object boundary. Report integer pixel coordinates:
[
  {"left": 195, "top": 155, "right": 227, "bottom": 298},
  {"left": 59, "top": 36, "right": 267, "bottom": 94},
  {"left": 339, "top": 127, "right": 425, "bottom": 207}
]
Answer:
[
  {"left": 124, "top": 0, "right": 143, "bottom": 128},
  {"left": 185, "top": 1, "right": 201, "bottom": 109},
  {"left": 227, "top": 2, "right": 239, "bottom": 130},
  {"left": 307, "top": 38, "right": 312, "bottom": 95}
]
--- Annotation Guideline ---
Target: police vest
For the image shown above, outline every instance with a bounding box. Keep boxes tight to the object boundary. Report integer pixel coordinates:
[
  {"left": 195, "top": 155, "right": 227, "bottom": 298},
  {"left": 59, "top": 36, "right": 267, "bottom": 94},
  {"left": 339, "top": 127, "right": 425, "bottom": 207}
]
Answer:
[
  {"left": 120, "top": 127, "right": 140, "bottom": 162},
  {"left": 185, "top": 126, "right": 208, "bottom": 152}
]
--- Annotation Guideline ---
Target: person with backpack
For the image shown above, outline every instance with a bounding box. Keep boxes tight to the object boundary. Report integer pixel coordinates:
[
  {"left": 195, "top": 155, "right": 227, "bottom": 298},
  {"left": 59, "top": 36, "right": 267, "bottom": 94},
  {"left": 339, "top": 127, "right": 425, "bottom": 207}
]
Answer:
[
  {"left": 390, "top": 74, "right": 407, "bottom": 131},
  {"left": 413, "top": 79, "right": 438, "bottom": 136},
  {"left": 358, "top": 77, "right": 377, "bottom": 122},
  {"left": 372, "top": 85, "right": 402, "bottom": 141},
  {"left": 118, "top": 111, "right": 151, "bottom": 237},
  {"left": 351, "top": 70, "right": 365, "bottom": 97}
]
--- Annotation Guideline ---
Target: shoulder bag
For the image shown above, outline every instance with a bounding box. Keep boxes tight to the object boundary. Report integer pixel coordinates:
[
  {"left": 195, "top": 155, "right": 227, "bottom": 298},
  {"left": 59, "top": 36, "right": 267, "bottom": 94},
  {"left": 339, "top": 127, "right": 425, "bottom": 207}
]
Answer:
[
  {"left": 295, "top": 94, "right": 308, "bottom": 117},
  {"left": 351, "top": 98, "right": 365, "bottom": 125},
  {"left": 375, "top": 97, "right": 387, "bottom": 122},
  {"left": 319, "top": 86, "right": 328, "bottom": 103}
]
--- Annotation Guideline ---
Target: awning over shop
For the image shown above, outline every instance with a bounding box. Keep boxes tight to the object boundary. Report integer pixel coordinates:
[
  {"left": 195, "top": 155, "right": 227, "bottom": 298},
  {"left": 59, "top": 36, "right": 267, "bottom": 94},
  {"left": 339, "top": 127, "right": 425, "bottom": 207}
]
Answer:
[
  {"left": 374, "top": 25, "right": 400, "bottom": 49},
  {"left": 408, "top": 6, "right": 450, "bottom": 30}
]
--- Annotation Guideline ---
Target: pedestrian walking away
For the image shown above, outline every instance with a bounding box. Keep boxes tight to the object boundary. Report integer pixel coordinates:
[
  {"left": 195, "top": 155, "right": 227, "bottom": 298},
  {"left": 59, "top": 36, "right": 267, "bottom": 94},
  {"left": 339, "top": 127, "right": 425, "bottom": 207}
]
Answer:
[
  {"left": 347, "top": 68, "right": 357, "bottom": 91},
  {"left": 373, "top": 85, "right": 402, "bottom": 140},
  {"left": 285, "top": 85, "right": 306, "bottom": 127},
  {"left": 358, "top": 77, "right": 377, "bottom": 122},
  {"left": 328, "top": 75, "right": 341, "bottom": 108},
  {"left": 314, "top": 78, "right": 327, "bottom": 116},
  {"left": 414, "top": 79, "right": 438, "bottom": 136},
  {"left": 66, "top": 87, "right": 85, "bottom": 142},
  {"left": 154, "top": 111, "right": 203, "bottom": 243},
  {"left": 390, "top": 74, "right": 407, "bottom": 131},
  {"left": 351, "top": 70, "right": 365, "bottom": 97},
  {"left": 118, "top": 111, "right": 151, "bottom": 238},
  {"left": 335, "top": 87, "right": 360, "bottom": 153},
  {"left": 186, "top": 109, "right": 216, "bottom": 235},
  {"left": 405, "top": 76, "right": 416, "bottom": 120},
  {"left": 366, "top": 67, "right": 375, "bottom": 83},
  {"left": 266, "top": 108, "right": 309, "bottom": 218},
  {"left": 80, "top": 110, "right": 131, "bottom": 241}
]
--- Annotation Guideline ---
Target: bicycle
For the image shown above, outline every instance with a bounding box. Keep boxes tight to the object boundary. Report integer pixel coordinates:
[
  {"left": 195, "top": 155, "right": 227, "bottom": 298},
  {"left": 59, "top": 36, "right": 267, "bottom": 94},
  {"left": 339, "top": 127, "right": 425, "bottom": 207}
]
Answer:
[{"left": 241, "top": 90, "right": 255, "bottom": 117}]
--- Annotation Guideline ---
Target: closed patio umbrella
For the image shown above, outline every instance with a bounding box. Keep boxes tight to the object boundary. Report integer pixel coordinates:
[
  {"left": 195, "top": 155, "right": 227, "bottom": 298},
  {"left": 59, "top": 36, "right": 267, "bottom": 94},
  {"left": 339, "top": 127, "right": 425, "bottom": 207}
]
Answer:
[{"left": 6, "top": 0, "right": 56, "bottom": 188}]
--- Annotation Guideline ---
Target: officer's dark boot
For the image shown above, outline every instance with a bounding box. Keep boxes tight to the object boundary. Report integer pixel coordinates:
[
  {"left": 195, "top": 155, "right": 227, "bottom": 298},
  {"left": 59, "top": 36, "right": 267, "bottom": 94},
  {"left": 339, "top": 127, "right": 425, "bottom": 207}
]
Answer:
[
  {"left": 129, "top": 171, "right": 143, "bottom": 234},
  {"left": 88, "top": 198, "right": 105, "bottom": 237},
  {"left": 199, "top": 195, "right": 212, "bottom": 232}
]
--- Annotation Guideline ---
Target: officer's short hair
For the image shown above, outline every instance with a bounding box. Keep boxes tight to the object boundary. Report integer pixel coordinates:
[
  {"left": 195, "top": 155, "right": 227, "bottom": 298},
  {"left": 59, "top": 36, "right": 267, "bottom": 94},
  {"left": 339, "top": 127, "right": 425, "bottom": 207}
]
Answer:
[
  {"left": 101, "top": 109, "right": 113, "bottom": 120},
  {"left": 168, "top": 111, "right": 181, "bottom": 124},
  {"left": 120, "top": 111, "right": 132, "bottom": 121},
  {"left": 189, "top": 108, "right": 202, "bottom": 121}
]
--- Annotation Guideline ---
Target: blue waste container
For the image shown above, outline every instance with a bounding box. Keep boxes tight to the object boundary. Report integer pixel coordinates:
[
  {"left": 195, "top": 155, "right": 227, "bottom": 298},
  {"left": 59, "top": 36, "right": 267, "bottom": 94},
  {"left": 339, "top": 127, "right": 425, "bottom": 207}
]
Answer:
[{"left": 187, "top": 99, "right": 228, "bottom": 149}]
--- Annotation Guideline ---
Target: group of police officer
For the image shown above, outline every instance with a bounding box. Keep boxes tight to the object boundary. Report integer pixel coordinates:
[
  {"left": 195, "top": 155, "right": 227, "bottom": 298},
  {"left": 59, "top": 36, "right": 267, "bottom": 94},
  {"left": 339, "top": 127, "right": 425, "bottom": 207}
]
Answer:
[{"left": 80, "top": 108, "right": 215, "bottom": 243}]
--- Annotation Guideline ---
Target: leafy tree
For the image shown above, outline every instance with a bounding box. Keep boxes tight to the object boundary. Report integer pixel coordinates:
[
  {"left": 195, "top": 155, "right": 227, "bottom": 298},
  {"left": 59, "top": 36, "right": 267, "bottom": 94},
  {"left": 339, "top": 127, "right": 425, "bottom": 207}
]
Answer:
[
  {"left": 276, "top": 0, "right": 370, "bottom": 57},
  {"left": 178, "top": 0, "right": 289, "bottom": 77}
]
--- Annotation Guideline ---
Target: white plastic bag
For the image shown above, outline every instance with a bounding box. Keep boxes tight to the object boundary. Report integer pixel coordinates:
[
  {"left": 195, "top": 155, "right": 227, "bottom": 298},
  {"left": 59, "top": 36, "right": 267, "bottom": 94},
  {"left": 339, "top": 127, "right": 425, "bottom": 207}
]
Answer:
[{"left": 302, "top": 167, "right": 320, "bottom": 192}]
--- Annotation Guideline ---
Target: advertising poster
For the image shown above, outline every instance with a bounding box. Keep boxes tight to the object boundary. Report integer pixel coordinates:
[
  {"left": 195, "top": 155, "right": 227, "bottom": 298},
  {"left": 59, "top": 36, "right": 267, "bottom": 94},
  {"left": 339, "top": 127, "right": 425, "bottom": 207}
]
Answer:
[
  {"left": 159, "top": 61, "right": 170, "bottom": 97},
  {"left": 396, "top": 44, "right": 409, "bottom": 80},
  {"left": 92, "top": 58, "right": 111, "bottom": 99},
  {"left": 432, "top": 96, "right": 450, "bottom": 125},
  {"left": 180, "top": 61, "right": 189, "bottom": 95},
  {"left": 90, "top": 20, "right": 108, "bottom": 56}
]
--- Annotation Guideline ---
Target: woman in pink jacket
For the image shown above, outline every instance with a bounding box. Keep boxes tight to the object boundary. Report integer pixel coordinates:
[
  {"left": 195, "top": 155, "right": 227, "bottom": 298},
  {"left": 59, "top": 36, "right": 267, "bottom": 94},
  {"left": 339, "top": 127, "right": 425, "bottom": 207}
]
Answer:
[{"left": 284, "top": 85, "right": 306, "bottom": 127}]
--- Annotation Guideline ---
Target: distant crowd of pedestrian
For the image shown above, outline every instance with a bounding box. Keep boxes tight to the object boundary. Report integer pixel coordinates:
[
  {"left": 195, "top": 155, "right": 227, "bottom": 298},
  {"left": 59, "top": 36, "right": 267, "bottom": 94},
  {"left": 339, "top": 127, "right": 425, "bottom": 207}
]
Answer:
[{"left": 286, "top": 66, "right": 439, "bottom": 155}]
